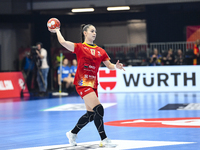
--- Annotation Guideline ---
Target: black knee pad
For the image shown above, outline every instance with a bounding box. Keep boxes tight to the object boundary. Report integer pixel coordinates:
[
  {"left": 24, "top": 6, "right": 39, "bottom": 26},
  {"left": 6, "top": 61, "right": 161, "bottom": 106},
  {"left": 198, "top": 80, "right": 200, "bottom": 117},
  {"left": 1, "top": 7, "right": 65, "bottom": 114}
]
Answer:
[
  {"left": 93, "top": 104, "right": 104, "bottom": 118},
  {"left": 88, "top": 111, "right": 95, "bottom": 122},
  {"left": 83, "top": 111, "right": 94, "bottom": 122}
]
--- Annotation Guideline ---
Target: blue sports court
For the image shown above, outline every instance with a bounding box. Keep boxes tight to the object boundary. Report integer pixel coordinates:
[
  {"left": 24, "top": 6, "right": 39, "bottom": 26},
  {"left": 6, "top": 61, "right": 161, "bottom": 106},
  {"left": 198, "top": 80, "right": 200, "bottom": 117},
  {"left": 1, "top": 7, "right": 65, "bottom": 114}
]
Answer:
[
  {"left": 1, "top": 1, "right": 200, "bottom": 150},
  {"left": 1, "top": 92, "right": 200, "bottom": 150}
]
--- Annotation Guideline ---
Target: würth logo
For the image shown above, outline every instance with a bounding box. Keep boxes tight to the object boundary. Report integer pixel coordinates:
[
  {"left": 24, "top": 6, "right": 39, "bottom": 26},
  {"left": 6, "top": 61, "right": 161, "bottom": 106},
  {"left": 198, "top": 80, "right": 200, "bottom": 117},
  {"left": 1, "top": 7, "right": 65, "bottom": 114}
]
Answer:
[
  {"left": 123, "top": 72, "right": 196, "bottom": 87},
  {"left": 99, "top": 70, "right": 117, "bottom": 90}
]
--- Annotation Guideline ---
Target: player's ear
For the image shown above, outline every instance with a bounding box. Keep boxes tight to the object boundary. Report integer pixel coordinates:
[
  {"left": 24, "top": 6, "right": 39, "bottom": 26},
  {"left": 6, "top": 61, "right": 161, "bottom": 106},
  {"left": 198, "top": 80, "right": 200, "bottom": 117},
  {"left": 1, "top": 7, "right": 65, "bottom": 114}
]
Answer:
[{"left": 83, "top": 31, "right": 87, "bottom": 36}]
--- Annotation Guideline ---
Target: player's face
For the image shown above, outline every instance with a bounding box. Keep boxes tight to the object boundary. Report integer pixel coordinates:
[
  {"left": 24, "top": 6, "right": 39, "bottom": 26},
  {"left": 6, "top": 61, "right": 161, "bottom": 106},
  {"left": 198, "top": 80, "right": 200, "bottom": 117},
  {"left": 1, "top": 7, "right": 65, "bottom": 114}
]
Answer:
[{"left": 84, "top": 26, "right": 96, "bottom": 42}]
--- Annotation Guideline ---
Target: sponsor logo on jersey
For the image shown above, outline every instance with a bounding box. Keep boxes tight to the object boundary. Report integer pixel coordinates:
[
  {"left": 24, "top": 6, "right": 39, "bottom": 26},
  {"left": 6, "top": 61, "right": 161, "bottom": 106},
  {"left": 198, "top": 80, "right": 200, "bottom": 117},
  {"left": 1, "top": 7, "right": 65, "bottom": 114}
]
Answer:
[
  {"left": 105, "top": 117, "right": 200, "bottom": 128},
  {"left": 89, "top": 65, "right": 95, "bottom": 69},
  {"left": 83, "top": 46, "right": 89, "bottom": 50},
  {"left": 84, "top": 88, "right": 91, "bottom": 93},
  {"left": 90, "top": 49, "right": 95, "bottom": 56},
  {"left": 89, "top": 75, "right": 95, "bottom": 79},
  {"left": 84, "top": 64, "right": 89, "bottom": 68},
  {"left": 84, "top": 74, "right": 88, "bottom": 78},
  {"left": 78, "top": 80, "right": 83, "bottom": 86},
  {"left": 98, "top": 51, "right": 101, "bottom": 57}
]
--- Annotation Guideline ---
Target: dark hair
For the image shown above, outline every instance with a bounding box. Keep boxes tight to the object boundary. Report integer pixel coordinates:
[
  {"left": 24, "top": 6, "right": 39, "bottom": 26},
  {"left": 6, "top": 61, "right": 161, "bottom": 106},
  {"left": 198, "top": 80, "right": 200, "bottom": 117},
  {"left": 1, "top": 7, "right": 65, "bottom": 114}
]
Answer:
[
  {"left": 63, "top": 58, "right": 68, "bottom": 62},
  {"left": 62, "top": 58, "right": 68, "bottom": 64},
  {"left": 36, "top": 42, "right": 43, "bottom": 48},
  {"left": 81, "top": 24, "right": 93, "bottom": 43}
]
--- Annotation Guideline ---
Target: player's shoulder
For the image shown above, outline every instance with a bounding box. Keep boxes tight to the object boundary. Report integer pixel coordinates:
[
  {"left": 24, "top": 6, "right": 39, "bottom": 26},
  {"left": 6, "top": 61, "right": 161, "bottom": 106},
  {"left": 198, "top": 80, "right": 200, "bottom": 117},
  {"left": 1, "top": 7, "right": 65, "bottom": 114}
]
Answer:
[
  {"left": 97, "top": 46, "right": 106, "bottom": 53},
  {"left": 97, "top": 46, "right": 104, "bottom": 50},
  {"left": 76, "top": 42, "right": 82, "bottom": 45},
  {"left": 75, "top": 43, "right": 83, "bottom": 47}
]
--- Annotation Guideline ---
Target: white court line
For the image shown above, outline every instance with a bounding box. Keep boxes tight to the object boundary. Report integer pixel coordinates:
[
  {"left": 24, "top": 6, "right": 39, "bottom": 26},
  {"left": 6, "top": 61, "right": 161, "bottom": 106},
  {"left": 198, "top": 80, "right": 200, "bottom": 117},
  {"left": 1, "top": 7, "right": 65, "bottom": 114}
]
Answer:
[{"left": 11, "top": 140, "right": 195, "bottom": 150}]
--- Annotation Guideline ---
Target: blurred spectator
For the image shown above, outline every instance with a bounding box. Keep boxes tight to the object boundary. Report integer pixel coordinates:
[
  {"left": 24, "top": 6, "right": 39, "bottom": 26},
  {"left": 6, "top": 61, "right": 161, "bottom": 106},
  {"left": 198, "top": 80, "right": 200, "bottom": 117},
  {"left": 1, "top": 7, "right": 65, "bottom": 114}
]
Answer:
[
  {"left": 70, "top": 59, "right": 77, "bottom": 77},
  {"left": 193, "top": 39, "right": 200, "bottom": 65},
  {"left": 174, "top": 49, "right": 184, "bottom": 65},
  {"left": 162, "top": 49, "right": 174, "bottom": 65},
  {"left": 36, "top": 42, "right": 49, "bottom": 95},
  {"left": 57, "top": 58, "right": 74, "bottom": 90},
  {"left": 149, "top": 48, "right": 162, "bottom": 66},
  {"left": 21, "top": 51, "right": 35, "bottom": 91}
]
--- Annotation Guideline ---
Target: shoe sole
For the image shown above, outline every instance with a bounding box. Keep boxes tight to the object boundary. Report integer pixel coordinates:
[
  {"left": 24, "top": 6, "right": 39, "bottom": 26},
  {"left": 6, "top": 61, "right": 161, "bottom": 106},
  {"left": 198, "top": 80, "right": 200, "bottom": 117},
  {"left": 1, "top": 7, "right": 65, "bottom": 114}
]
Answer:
[
  {"left": 99, "top": 142, "right": 117, "bottom": 148},
  {"left": 66, "top": 132, "right": 77, "bottom": 146}
]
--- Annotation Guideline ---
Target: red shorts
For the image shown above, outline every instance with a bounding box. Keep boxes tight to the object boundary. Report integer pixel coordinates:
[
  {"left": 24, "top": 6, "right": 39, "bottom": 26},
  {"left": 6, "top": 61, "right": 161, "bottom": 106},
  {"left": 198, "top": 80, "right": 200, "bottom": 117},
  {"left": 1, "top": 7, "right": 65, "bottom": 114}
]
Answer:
[{"left": 75, "top": 85, "right": 98, "bottom": 99}]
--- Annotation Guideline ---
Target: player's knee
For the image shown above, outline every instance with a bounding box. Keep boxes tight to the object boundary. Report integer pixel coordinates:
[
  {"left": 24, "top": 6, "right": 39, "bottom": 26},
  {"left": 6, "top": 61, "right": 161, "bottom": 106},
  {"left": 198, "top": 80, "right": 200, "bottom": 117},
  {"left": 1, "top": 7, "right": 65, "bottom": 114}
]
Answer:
[
  {"left": 83, "top": 111, "right": 94, "bottom": 122},
  {"left": 93, "top": 104, "right": 104, "bottom": 119},
  {"left": 88, "top": 111, "right": 95, "bottom": 122}
]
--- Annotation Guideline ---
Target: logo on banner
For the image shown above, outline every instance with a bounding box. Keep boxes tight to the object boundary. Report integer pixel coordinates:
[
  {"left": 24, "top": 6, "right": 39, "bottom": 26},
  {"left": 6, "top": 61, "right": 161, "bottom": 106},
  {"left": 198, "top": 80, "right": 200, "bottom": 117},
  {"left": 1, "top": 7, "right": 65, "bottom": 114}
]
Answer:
[
  {"left": 99, "top": 70, "right": 117, "bottom": 91},
  {"left": 18, "top": 78, "right": 25, "bottom": 90},
  {"left": 123, "top": 72, "right": 196, "bottom": 87},
  {"left": 0, "top": 80, "right": 14, "bottom": 90},
  {"left": 105, "top": 117, "right": 200, "bottom": 128},
  {"left": 0, "top": 72, "right": 30, "bottom": 98}
]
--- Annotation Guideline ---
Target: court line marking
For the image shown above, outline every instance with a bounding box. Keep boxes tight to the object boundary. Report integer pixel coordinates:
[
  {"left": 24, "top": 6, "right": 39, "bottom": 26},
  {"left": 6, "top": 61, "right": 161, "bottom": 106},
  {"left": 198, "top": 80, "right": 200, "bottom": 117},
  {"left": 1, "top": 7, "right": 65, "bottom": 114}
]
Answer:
[
  {"left": 10, "top": 140, "right": 196, "bottom": 150},
  {"left": 41, "top": 103, "right": 117, "bottom": 111}
]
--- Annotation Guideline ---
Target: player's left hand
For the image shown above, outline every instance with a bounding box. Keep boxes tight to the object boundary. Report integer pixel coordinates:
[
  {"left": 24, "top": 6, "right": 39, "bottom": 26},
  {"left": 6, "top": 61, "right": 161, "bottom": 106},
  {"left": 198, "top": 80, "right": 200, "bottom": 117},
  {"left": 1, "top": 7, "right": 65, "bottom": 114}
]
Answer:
[{"left": 116, "top": 60, "right": 125, "bottom": 71}]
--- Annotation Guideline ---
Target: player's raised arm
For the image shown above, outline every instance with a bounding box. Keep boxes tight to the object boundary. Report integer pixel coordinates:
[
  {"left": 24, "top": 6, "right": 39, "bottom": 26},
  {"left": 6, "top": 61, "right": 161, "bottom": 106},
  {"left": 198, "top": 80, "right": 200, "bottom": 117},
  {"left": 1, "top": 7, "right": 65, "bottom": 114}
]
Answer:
[{"left": 49, "top": 28, "right": 75, "bottom": 52}]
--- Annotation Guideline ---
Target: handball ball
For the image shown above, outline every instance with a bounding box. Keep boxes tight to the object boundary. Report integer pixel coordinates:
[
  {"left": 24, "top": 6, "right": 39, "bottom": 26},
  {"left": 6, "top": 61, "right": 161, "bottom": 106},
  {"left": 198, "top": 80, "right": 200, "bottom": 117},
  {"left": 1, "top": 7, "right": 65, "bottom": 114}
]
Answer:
[{"left": 47, "top": 18, "right": 60, "bottom": 29}]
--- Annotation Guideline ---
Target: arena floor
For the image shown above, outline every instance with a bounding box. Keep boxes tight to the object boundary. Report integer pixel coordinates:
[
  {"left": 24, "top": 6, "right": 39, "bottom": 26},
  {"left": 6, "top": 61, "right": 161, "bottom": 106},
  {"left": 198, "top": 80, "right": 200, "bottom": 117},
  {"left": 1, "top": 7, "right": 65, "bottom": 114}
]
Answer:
[{"left": 0, "top": 92, "right": 200, "bottom": 150}]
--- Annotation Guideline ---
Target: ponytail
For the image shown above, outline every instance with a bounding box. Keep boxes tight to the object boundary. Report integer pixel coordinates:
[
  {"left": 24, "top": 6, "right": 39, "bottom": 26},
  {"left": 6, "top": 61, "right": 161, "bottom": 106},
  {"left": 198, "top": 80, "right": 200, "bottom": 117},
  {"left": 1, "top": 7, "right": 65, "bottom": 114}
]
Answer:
[
  {"left": 80, "top": 24, "right": 93, "bottom": 43},
  {"left": 81, "top": 24, "right": 85, "bottom": 43}
]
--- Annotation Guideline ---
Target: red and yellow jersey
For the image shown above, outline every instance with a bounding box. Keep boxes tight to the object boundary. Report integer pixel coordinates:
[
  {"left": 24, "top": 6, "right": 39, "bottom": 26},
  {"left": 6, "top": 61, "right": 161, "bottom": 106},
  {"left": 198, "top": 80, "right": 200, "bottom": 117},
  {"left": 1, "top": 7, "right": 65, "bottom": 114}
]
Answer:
[{"left": 73, "top": 42, "right": 110, "bottom": 89}]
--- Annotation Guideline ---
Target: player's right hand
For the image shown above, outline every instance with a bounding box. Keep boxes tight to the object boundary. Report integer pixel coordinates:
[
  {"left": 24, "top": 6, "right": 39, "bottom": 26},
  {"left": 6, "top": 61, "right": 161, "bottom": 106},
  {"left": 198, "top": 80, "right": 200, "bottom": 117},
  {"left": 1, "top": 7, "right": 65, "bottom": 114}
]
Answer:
[{"left": 48, "top": 28, "right": 60, "bottom": 33}]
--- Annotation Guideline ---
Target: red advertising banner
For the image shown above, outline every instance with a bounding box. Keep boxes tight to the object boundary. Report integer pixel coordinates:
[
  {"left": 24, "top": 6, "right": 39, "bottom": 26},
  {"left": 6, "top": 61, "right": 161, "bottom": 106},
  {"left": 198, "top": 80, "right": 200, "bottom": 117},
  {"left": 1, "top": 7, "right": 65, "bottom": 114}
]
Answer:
[
  {"left": 0, "top": 72, "right": 30, "bottom": 98},
  {"left": 186, "top": 25, "right": 200, "bottom": 42}
]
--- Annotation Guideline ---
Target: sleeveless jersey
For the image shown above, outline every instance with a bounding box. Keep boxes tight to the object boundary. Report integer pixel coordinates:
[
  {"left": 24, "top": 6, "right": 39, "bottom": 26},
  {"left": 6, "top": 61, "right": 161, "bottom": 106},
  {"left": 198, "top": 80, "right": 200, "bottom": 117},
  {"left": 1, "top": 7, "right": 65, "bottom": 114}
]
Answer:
[{"left": 73, "top": 42, "right": 110, "bottom": 89}]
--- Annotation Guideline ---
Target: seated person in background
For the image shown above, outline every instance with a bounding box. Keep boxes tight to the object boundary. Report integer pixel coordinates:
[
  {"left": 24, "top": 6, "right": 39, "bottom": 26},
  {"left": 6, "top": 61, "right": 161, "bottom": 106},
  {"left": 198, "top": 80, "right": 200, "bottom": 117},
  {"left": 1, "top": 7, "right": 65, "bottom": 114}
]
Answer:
[
  {"left": 70, "top": 59, "right": 77, "bottom": 77},
  {"left": 162, "top": 49, "right": 174, "bottom": 65},
  {"left": 194, "top": 39, "right": 200, "bottom": 65},
  {"left": 174, "top": 49, "right": 184, "bottom": 65},
  {"left": 149, "top": 48, "right": 162, "bottom": 66},
  {"left": 57, "top": 58, "right": 74, "bottom": 90}
]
